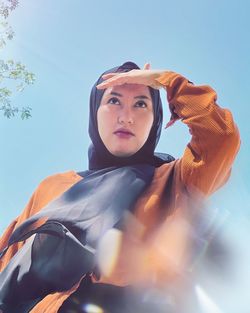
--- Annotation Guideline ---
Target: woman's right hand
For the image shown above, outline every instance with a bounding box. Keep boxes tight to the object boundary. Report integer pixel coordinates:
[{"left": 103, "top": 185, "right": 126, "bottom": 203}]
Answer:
[{"left": 96, "top": 62, "right": 168, "bottom": 90}]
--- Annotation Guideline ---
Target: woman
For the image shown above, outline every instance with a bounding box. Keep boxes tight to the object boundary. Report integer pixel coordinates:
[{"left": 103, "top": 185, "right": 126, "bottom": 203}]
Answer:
[{"left": 0, "top": 61, "right": 240, "bottom": 312}]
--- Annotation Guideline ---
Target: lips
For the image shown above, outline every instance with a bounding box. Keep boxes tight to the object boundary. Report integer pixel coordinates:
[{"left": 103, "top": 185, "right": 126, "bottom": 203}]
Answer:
[{"left": 113, "top": 128, "right": 135, "bottom": 138}]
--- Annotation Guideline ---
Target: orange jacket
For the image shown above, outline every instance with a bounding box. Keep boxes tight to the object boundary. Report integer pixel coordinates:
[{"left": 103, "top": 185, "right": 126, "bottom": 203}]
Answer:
[{"left": 0, "top": 71, "right": 240, "bottom": 312}]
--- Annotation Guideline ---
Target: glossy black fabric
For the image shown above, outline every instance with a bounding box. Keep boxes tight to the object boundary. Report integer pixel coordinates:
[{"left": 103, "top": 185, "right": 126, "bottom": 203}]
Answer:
[
  {"left": 4, "top": 165, "right": 155, "bottom": 249},
  {"left": 0, "top": 165, "right": 156, "bottom": 311},
  {"left": 0, "top": 222, "right": 95, "bottom": 313},
  {"left": 0, "top": 61, "right": 175, "bottom": 312}
]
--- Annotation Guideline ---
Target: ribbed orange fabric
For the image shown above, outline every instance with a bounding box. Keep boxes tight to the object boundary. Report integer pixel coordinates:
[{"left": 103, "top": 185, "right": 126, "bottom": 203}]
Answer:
[{"left": 0, "top": 72, "right": 240, "bottom": 312}]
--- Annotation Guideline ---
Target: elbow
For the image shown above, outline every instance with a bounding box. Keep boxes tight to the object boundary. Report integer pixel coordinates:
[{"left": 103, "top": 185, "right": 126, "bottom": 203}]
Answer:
[
  {"left": 221, "top": 109, "right": 241, "bottom": 150},
  {"left": 222, "top": 123, "right": 241, "bottom": 157}
]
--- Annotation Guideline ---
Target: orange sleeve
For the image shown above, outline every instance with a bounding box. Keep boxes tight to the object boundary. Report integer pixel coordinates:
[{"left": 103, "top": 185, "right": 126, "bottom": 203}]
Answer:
[
  {"left": 0, "top": 171, "right": 81, "bottom": 272},
  {"left": 0, "top": 188, "right": 40, "bottom": 272},
  {"left": 155, "top": 72, "right": 241, "bottom": 196}
]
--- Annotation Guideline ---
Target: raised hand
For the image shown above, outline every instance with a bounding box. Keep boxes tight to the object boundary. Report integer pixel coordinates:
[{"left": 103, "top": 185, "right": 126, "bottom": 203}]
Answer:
[{"left": 96, "top": 62, "right": 167, "bottom": 90}]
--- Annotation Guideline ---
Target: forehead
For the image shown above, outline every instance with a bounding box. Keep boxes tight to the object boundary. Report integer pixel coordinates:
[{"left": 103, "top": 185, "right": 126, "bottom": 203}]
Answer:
[{"left": 102, "top": 83, "right": 152, "bottom": 99}]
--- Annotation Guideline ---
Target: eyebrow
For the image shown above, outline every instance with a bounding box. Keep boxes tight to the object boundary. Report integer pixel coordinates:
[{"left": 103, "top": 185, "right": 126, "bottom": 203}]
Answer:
[{"left": 109, "top": 91, "right": 150, "bottom": 100}]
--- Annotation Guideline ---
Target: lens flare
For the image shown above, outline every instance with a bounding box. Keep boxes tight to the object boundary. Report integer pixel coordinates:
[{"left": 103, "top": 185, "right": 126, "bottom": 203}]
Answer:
[
  {"left": 83, "top": 303, "right": 104, "bottom": 313},
  {"left": 195, "top": 284, "right": 223, "bottom": 313},
  {"left": 96, "top": 228, "right": 123, "bottom": 277}
]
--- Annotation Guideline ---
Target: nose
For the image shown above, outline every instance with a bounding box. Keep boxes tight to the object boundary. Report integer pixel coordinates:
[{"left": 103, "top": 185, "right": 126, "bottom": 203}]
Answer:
[{"left": 117, "top": 106, "right": 134, "bottom": 125}]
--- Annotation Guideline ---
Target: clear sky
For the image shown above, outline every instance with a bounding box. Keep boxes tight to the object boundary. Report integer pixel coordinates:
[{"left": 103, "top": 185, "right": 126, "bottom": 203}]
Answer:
[{"left": 0, "top": 1, "right": 250, "bottom": 311}]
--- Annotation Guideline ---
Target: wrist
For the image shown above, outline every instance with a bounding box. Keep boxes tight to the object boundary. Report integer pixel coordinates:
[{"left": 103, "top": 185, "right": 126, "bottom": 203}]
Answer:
[{"left": 151, "top": 70, "right": 169, "bottom": 89}]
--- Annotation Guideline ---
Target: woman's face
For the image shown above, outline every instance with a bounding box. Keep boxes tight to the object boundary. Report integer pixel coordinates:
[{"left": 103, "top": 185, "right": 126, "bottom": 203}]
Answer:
[{"left": 97, "top": 83, "right": 154, "bottom": 157}]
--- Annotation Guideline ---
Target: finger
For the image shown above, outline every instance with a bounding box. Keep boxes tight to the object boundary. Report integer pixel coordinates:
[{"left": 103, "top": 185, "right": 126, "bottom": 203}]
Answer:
[
  {"left": 96, "top": 81, "right": 123, "bottom": 89},
  {"left": 102, "top": 73, "right": 119, "bottom": 79},
  {"left": 143, "top": 63, "right": 151, "bottom": 70},
  {"left": 96, "top": 76, "right": 127, "bottom": 89}
]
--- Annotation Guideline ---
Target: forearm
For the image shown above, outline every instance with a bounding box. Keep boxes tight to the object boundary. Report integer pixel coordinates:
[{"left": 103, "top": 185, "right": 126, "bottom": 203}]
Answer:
[{"left": 155, "top": 72, "right": 241, "bottom": 196}]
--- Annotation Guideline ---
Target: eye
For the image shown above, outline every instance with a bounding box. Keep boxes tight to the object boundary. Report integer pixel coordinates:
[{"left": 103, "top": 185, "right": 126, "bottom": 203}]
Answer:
[
  {"left": 107, "top": 97, "right": 120, "bottom": 105},
  {"left": 135, "top": 101, "right": 147, "bottom": 108}
]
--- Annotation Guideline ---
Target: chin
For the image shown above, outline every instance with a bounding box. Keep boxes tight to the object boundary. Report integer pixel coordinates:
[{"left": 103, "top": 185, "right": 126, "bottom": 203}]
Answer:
[{"left": 109, "top": 148, "right": 137, "bottom": 158}]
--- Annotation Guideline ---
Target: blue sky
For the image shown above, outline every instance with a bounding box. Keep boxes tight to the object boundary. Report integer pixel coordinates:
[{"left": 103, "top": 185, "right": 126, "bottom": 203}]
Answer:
[{"left": 0, "top": 1, "right": 250, "bottom": 309}]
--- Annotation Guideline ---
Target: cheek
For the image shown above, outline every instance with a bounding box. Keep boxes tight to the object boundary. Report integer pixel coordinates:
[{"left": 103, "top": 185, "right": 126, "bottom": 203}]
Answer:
[
  {"left": 97, "top": 106, "right": 114, "bottom": 141},
  {"left": 139, "top": 113, "right": 154, "bottom": 141},
  {"left": 97, "top": 108, "right": 106, "bottom": 137}
]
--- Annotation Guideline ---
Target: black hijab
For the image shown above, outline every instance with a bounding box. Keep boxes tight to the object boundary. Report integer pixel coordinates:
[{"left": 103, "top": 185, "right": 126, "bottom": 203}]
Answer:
[
  {"left": 88, "top": 61, "right": 174, "bottom": 169},
  {"left": 0, "top": 62, "right": 175, "bottom": 311}
]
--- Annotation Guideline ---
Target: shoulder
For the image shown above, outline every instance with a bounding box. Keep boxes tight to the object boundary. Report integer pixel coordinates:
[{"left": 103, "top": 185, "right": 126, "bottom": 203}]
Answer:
[
  {"left": 0, "top": 170, "right": 83, "bottom": 252},
  {"left": 154, "top": 159, "right": 181, "bottom": 178},
  {"left": 37, "top": 170, "right": 82, "bottom": 190},
  {"left": 152, "top": 159, "right": 186, "bottom": 191},
  {"left": 29, "top": 170, "right": 83, "bottom": 214}
]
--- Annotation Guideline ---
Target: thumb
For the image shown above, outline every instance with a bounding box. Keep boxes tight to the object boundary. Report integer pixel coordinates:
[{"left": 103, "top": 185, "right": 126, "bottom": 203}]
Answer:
[{"left": 143, "top": 62, "right": 151, "bottom": 70}]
